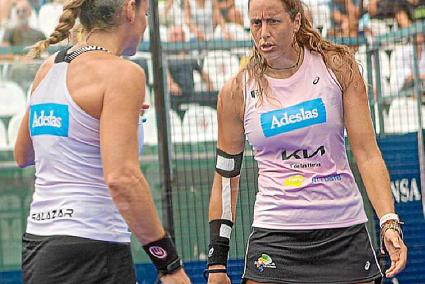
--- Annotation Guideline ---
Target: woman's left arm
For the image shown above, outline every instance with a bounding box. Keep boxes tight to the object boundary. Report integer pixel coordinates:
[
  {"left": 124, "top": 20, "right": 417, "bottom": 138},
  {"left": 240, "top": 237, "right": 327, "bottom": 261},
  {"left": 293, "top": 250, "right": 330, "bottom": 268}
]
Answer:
[
  {"left": 14, "top": 56, "right": 54, "bottom": 168},
  {"left": 341, "top": 56, "right": 407, "bottom": 278},
  {"left": 343, "top": 66, "right": 393, "bottom": 218}
]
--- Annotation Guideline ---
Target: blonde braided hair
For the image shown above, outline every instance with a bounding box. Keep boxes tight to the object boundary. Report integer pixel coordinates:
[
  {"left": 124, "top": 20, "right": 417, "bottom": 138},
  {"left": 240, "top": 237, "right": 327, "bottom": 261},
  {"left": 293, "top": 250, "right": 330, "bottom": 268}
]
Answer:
[
  {"left": 29, "top": 0, "right": 85, "bottom": 58},
  {"left": 29, "top": 0, "right": 145, "bottom": 58}
]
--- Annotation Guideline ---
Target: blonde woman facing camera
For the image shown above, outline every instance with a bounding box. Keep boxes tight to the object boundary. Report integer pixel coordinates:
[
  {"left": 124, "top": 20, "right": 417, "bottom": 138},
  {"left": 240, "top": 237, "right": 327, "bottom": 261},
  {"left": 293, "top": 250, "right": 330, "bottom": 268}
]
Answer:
[
  {"left": 205, "top": 0, "right": 407, "bottom": 283},
  {"left": 14, "top": 0, "right": 190, "bottom": 283}
]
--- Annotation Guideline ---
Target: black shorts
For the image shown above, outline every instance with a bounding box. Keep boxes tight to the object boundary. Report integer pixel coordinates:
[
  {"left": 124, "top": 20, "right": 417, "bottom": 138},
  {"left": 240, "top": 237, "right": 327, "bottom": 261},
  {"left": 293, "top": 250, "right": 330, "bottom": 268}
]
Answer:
[
  {"left": 242, "top": 224, "right": 383, "bottom": 284},
  {"left": 22, "top": 233, "right": 136, "bottom": 284}
]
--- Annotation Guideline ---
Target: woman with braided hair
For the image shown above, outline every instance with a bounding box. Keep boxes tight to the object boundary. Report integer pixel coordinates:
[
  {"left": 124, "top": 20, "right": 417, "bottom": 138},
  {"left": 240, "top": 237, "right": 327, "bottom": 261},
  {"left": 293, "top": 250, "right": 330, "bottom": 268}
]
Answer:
[
  {"left": 205, "top": 0, "right": 408, "bottom": 283},
  {"left": 14, "top": 0, "right": 190, "bottom": 283}
]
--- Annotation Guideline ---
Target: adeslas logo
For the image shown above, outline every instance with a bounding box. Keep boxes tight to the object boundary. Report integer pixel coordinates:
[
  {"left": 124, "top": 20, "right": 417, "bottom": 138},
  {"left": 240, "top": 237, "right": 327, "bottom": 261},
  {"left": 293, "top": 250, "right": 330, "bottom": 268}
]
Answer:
[
  {"left": 260, "top": 98, "right": 326, "bottom": 137},
  {"left": 30, "top": 103, "right": 69, "bottom": 137},
  {"left": 32, "top": 110, "right": 62, "bottom": 128}
]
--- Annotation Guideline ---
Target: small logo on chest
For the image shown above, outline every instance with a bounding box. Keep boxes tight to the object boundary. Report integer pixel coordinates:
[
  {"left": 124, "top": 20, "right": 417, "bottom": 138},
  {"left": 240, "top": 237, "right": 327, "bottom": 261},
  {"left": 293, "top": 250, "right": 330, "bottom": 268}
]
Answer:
[
  {"left": 313, "top": 77, "right": 320, "bottom": 85},
  {"left": 250, "top": 90, "right": 261, "bottom": 98}
]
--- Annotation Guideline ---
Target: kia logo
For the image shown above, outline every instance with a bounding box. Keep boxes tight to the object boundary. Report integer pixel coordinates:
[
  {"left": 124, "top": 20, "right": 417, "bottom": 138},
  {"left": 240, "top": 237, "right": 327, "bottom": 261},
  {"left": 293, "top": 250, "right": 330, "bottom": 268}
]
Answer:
[{"left": 282, "top": 146, "right": 326, "bottom": 160}]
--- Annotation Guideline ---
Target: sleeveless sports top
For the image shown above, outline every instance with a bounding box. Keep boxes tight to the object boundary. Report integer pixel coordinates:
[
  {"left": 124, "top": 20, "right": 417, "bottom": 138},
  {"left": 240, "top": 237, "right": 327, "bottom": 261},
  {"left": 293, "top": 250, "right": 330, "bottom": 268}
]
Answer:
[
  {"left": 244, "top": 48, "right": 368, "bottom": 230},
  {"left": 26, "top": 49, "right": 131, "bottom": 242}
]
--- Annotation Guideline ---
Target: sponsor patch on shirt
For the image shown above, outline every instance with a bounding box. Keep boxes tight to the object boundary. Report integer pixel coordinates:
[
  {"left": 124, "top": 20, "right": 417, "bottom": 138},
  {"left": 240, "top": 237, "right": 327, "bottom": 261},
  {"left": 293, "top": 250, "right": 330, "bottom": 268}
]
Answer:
[
  {"left": 30, "top": 103, "right": 69, "bottom": 137},
  {"left": 283, "top": 175, "right": 304, "bottom": 187},
  {"left": 260, "top": 98, "right": 326, "bottom": 138},
  {"left": 312, "top": 174, "right": 342, "bottom": 183}
]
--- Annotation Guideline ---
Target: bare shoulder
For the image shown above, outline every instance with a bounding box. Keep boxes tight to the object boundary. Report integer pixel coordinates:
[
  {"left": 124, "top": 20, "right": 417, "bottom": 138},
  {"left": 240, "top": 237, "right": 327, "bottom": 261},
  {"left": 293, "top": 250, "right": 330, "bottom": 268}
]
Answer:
[
  {"left": 102, "top": 58, "right": 146, "bottom": 93},
  {"left": 39, "top": 54, "right": 56, "bottom": 72},
  {"left": 101, "top": 58, "right": 146, "bottom": 109},
  {"left": 31, "top": 54, "right": 56, "bottom": 92},
  {"left": 323, "top": 49, "right": 362, "bottom": 91},
  {"left": 220, "top": 72, "right": 244, "bottom": 104},
  {"left": 104, "top": 58, "right": 145, "bottom": 82},
  {"left": 218, "top": 72, "right": 245, "bottom": 119}
]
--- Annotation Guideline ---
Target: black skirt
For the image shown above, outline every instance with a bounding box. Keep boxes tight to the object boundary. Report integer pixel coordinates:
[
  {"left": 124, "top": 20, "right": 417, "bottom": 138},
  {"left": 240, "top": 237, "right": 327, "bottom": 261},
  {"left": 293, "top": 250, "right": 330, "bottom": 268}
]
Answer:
[
  {"left": 22, "top": 233, "right": 136, "bottom": 284},
  {"left": 242, "top": 223, "right": 383, "bottom": 284}
]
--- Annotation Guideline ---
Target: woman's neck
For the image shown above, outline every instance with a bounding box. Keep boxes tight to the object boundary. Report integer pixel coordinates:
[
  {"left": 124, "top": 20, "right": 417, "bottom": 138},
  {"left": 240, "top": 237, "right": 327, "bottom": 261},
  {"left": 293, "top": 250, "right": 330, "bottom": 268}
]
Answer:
[
  {"left": 265, "top": 47, "right": 304, "bottom": 79},
  {"left": 82, "top": 30, "right": 124, "bottom": 56}
]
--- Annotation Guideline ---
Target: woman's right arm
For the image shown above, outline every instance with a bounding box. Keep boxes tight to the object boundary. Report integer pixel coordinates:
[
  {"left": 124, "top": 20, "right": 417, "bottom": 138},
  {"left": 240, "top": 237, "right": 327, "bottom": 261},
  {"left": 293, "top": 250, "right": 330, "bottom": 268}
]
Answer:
[
  {"left": 100, "top": 61, "right": 190, "bottom": 283},
  {"left": 101, "top": 61, "right": 165, "bottom": 244},
  {"left": 208, "top": 76, "right": 245, "bottom": 283}
]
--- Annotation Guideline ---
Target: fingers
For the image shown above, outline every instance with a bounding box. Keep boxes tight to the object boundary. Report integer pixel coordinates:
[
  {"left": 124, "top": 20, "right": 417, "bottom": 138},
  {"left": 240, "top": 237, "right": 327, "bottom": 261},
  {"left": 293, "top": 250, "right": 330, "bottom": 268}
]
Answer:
[
  {"left": 385, "top": 252, "right": 398, "bottom": 277},
  {"left": 386, "top": 242, "right": 407, "bottom": 278},
  {"left": 390, "top": 234, "right": 401, "bottom": 249},
  {"left": 385, "top": 237, "right": 408, "bottom": 278}
]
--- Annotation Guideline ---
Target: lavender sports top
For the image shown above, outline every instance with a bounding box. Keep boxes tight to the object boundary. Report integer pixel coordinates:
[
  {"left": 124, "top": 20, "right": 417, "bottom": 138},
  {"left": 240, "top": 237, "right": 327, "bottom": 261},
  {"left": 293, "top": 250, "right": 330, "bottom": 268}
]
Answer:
[
  {"left": 243, "top": 48, "right": 367, "bottom": 230},
  {"left": 26, "top": 59, "right": 131, "bottom": 242}
]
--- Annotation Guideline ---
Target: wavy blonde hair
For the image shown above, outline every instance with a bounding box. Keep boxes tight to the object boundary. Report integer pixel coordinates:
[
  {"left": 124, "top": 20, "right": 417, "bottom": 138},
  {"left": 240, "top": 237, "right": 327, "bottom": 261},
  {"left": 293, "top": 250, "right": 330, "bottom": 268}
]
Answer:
[
  {"left": 29, "top": 0, "right": 142, "bottom": 58},
  {"left": 243, "top": 0, "right": 356, "bottom": 102}
]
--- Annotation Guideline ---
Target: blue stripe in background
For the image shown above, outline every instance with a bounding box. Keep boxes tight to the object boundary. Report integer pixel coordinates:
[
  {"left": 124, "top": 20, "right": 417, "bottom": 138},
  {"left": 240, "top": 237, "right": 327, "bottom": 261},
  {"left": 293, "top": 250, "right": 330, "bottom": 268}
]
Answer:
[{"left": 0, "top": 259, "right": 245, "bottom": 284}]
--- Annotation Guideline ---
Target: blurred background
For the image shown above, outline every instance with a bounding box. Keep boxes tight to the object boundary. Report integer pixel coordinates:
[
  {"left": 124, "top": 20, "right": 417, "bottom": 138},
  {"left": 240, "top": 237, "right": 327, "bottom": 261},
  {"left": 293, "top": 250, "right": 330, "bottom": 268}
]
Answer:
[{"left": 0, "top": 0, "right": 424, "bottom": 283}]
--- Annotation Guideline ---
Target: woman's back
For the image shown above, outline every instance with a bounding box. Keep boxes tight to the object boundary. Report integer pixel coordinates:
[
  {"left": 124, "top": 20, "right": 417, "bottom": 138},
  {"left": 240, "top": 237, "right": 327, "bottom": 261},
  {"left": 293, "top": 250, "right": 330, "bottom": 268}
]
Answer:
[
  {"left": 27, "top": 49, "right": 134, "bottom": 242},
  {"left": 17, "top": 1, "right": 191, "bottom": 282}
]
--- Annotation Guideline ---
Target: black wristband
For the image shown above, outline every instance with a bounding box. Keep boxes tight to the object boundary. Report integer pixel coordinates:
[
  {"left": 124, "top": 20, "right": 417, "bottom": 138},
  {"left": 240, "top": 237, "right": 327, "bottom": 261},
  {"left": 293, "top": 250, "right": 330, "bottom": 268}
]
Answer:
[
  {"left": 208, "top": 243, "right": 230, "bottom": 266},
  {"left": 143, "top": 233, "right": 183, "bottom": 276},
  {"left": 208, "top": 219, "right": 233, "bottom": 267},
  {"left": 203, "top": 268, "right": 227, "bottom": 280}
]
